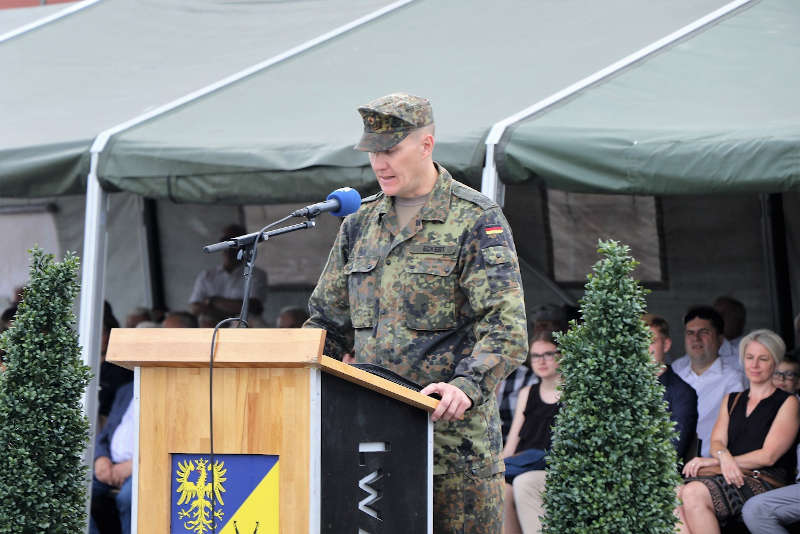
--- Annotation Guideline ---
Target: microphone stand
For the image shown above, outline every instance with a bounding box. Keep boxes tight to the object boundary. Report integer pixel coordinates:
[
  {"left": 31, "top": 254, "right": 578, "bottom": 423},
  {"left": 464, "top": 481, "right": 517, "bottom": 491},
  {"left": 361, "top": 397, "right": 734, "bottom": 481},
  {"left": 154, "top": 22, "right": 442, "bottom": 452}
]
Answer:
[{"left": 203, "top": 219, "right": 317, "bottom": 327}]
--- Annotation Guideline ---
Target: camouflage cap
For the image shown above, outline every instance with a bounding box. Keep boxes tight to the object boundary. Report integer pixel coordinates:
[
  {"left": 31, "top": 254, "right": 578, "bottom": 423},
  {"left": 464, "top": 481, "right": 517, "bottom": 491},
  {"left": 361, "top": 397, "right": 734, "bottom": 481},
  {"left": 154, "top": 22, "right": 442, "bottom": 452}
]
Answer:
[{"left": 354, "top": 92, "right": 434, "bottom": 152}]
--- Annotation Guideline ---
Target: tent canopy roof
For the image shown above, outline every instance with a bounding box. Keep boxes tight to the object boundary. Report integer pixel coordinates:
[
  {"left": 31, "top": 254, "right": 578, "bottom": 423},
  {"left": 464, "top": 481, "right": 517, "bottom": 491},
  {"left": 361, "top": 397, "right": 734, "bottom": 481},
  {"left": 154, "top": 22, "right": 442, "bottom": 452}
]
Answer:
[
  {"left": 0, "top": 0, "right": 732, "bottom": 202},
  {"left": 98, "top": 0, "right": 729, "bottom": 203},
  {"left": 0, "top": 0, "right": 395, "bottom": 197},
  {"left": 500, "top": 0, "right": 800, "bottom": 195}
]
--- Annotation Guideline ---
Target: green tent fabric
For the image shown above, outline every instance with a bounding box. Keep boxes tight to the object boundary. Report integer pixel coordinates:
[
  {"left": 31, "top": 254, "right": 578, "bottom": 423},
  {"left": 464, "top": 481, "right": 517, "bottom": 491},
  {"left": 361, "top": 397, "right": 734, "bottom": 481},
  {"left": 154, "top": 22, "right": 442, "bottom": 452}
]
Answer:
[
  {"left": 0, "top": 0, "right": 397, "bottom": 198},
  {"left": 499, "top": 0, "right": 800, "bottom": 195},
  {"left": 96, "top": 0, "right": 730, "bottom": 204}
]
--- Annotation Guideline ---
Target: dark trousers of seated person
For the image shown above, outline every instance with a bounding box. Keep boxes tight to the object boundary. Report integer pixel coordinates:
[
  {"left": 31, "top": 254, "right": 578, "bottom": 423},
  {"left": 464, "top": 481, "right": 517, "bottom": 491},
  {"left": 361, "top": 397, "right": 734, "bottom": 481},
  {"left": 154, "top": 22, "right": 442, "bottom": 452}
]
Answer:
[{"left": 90, "top": 477, "right": 131, "bottom": 534}]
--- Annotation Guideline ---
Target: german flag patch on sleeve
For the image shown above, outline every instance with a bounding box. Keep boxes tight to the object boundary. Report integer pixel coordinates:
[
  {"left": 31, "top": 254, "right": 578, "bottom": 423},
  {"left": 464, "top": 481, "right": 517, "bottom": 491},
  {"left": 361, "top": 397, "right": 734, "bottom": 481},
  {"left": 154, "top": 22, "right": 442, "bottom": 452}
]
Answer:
[{"left": 484, "top": 226, "right": 503, "bottom": 236}]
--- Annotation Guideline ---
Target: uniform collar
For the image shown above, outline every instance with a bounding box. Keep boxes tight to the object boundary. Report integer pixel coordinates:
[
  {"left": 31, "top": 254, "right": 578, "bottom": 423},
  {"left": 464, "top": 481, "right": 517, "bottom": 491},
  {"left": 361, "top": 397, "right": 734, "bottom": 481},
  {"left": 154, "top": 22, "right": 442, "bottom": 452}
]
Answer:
[{"left": 376, "top": 162, "right": 452, "bottom": 221}]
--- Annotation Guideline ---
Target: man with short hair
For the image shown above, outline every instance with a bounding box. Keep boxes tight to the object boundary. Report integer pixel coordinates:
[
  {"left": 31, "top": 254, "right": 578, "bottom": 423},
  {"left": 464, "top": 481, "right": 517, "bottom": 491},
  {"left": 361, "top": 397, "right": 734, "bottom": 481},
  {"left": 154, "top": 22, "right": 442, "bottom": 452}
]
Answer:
[
  {"left": 189, "top": 223, "right": 268, "bottom": 323},
  {"left": 670, "top": 305, "right": 746, "bottom": 457},
  {"left": 643, "top": 314, "right": 697, "bottom": 460},
  {"left": 305, "top": 93, "right": 528, "bottom": 532}
]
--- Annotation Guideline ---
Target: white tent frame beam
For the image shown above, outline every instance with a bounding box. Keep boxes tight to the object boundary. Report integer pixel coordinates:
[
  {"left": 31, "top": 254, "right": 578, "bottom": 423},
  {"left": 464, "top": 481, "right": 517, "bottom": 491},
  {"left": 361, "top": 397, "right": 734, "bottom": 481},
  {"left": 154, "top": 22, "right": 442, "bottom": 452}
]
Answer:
[
  {"left": 0, "top": 0, "right": 102, "bottom": 43},
  {"left": 479, "top": 0, "right": 756, "bottom": 203}
]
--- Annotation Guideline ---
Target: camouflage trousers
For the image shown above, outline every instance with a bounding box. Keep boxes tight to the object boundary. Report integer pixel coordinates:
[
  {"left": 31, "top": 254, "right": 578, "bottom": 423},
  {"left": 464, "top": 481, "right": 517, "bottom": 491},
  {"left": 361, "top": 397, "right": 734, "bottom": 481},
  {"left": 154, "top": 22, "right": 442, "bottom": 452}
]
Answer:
[{"left": 433, "top": 471, "right": 504, "bottom": 533}]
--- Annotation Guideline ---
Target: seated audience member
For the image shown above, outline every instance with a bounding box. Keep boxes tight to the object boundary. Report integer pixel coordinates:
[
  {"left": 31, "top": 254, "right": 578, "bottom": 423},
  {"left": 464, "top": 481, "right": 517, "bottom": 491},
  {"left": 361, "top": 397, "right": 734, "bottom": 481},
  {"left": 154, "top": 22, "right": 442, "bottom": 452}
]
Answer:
[
  {"left": 90, "top": 382, "right": 134, "bottom": 534},
  {"left": 529, "top": 304, "right": 568, "bottom": 338},
  {"left": 501, "top": 331, "right": 562, "bottom": 534},
  {"left": 276, "top": 306, "right": 310, "bottom": 328},
  {"left": 495, "top": 304, "right": 567, "bottom": 441},
  {"left": 197, "top": 313, "right": 219, "bottom": 329},
  {"left": 772, "top": 353, "right": 800, "bottom": 396},
  {"left": 161, "top": 311, "right": 199, "bottom": 329},
  {"left": 644, "top": 314, "right": 698, "bottom": 460},
  {"left": 189, "top": 223, "right": 268, "bottom": 322},
  {"left": 713, "top": 296, "right": 746, "bottom": 363},
  {"left": 496, "top": 351, "right": 538, "bottom": 443},
  {"left": 98, "top": 302, "right": 133, "bottom": 427},
  {"left": 124, "top": 307, "right": 151, "bottom": 328},
  {"left": 671, "top": 306, "right": 747, "bottom": 457},
  {"left": 677, "top": 329, "right": 799, "bottom": 534}
]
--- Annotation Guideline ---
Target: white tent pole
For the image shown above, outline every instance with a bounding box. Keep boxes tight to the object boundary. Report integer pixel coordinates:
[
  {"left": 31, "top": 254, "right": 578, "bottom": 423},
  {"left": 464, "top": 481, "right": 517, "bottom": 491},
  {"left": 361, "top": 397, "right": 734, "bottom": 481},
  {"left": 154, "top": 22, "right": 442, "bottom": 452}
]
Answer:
[
  {"left": 77, "top": 151, "right": 108, "bottom": 533},
  {"left": 480, "top": 0, "right": 756, "bottom": 202},
  {"left": 0, "top": 0, "right": 102, "bottom": 43}
]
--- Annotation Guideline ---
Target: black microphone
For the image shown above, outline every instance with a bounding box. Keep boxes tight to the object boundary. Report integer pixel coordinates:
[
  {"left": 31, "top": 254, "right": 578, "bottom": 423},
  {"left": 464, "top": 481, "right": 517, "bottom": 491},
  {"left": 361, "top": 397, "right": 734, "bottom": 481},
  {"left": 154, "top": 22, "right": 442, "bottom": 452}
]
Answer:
[{"left": 291, "top": 187, "right": 362, "bottom": 218}]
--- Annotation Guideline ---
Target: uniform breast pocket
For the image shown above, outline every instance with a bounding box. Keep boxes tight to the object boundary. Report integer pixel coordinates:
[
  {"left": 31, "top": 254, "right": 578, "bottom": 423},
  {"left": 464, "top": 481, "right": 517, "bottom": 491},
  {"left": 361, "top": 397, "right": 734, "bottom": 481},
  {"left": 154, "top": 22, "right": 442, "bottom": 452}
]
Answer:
[
  {"left": 404, "top": 257, "right": 458, "bottom": 331},
  {"left": 346, "top": 256, "right": 380, "bottom": 328},
  {"left": 482, "top": 246, "right": 520, "bottom": 293}
]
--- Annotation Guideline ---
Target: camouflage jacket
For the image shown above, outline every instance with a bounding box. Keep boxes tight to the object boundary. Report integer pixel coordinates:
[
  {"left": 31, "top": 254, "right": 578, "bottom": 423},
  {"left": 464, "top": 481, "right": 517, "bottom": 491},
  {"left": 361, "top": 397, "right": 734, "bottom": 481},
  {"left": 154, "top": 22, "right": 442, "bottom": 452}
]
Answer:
[{"left": 306, "top": 165, "right": 528, "bottom": 475}]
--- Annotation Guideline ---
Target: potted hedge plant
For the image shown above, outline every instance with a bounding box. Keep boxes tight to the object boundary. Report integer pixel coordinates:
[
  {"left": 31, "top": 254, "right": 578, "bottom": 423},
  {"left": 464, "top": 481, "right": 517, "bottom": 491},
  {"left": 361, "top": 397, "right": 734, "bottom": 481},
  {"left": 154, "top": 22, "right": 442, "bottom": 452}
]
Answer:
[
  {"left": 543, "top": 240, "right": 681, "bottom": 534},
  {"left": 0, "top": 248, "right": 91, "bottom": 533}
]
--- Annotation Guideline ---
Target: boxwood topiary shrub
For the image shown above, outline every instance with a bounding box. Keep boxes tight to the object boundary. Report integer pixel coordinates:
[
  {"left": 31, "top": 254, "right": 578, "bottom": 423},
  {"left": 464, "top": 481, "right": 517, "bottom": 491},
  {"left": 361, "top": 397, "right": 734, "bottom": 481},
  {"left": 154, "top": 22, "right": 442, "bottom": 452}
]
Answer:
[
  {"left": 542, "top": 240, "right": 681, "bottom": 534},
  {"left": 0, "top": 248, "right": 91, "bottom": 533}
]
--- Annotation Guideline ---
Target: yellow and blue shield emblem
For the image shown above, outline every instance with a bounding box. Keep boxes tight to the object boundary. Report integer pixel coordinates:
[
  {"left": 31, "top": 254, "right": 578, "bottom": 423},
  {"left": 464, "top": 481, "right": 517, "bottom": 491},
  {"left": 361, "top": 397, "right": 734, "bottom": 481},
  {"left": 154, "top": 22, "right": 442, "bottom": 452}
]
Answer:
[{"left": 170, "top": 454, "right": 279, "bottom": 534}]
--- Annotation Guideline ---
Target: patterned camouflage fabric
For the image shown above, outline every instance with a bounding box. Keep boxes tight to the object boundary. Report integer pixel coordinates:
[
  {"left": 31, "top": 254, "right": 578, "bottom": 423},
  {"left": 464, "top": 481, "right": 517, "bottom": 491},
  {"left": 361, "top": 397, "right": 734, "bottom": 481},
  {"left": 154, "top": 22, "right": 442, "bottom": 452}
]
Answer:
[
  {"left": 354, "top": 92, "right": 434, "bottom": 152},
  {"left": 433, "top": 471, "right": 504, "bottom": 534},
  {"left": 306, "top": 164, "right": 528, "bottom": 478}
]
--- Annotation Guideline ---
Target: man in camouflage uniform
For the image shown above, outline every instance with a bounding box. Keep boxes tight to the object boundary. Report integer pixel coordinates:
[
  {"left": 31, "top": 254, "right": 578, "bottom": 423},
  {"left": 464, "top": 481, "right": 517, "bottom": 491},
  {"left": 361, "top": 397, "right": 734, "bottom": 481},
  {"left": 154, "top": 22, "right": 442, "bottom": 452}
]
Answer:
[{"left": 305, "top": 93, "right": 528, "bottom": 533}]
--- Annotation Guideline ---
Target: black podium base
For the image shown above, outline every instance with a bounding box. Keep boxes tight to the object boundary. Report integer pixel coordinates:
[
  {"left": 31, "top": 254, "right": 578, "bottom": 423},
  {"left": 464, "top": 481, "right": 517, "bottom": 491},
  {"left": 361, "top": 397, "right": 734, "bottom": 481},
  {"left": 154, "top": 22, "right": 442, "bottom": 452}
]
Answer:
[{"left": 321, "top": 372, "right": 431, "bottom": 533}]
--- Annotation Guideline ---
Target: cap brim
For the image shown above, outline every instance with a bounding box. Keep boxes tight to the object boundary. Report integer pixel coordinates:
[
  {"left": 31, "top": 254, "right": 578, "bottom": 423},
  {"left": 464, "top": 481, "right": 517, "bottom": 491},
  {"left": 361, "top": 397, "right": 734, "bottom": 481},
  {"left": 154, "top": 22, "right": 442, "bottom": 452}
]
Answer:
[{"left": 353, "top": 130, "right": 411, "bottom": 152}]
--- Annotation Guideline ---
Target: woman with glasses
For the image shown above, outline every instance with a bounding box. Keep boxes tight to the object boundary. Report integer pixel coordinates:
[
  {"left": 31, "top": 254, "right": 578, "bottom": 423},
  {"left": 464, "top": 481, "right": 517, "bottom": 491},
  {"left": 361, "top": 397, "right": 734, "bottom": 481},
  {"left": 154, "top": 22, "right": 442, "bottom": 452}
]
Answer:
[
  {"left": 501, "top": 331, "right": 562, "bottom": 534},
  {"left": 676, "top": 329, "right": 800, "bottom": 534}
]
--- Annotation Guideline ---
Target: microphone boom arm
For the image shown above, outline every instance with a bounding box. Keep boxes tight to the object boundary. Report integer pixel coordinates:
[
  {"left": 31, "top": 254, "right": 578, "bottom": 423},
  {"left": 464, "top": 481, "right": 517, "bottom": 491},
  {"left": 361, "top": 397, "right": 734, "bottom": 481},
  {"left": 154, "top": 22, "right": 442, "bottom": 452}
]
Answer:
[
  {"left": 202, "top": 219, "right": 316, "bottom": 328},
  {"left": 202, "top": 220, "right": 317, "bottom": 254}
]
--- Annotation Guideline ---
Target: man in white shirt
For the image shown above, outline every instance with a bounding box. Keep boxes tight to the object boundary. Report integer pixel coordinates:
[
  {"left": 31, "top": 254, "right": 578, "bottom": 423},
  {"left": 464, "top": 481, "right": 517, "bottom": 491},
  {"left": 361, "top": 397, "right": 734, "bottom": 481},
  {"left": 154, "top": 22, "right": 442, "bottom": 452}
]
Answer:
[
  {"left": 90, "top": 382, "right": 135, "bottom": 534},
  {"left": 671, "top": 305, "right": 746, "bottom": 458},
  {"left": 189, "top": 223, "right": 268, "bottom": 323}
]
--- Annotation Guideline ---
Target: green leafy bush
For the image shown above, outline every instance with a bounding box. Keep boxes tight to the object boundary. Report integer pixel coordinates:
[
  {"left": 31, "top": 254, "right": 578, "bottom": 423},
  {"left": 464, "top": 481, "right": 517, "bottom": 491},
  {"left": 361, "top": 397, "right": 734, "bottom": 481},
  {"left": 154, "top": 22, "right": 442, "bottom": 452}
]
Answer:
[
  {"left": 0, "top": 248, "right": 91, "bottom": 533},
  {"left": 543, "top": 240, "right": 681, "bottom": 534}
]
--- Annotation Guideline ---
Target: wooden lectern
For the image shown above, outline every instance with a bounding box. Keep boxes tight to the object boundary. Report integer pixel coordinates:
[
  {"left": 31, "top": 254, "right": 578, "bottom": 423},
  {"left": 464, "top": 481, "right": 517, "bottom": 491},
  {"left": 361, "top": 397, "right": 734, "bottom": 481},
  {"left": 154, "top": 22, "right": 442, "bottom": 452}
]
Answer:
[{"left": 106, "top": 328, "right": 437, "bottom": 534}]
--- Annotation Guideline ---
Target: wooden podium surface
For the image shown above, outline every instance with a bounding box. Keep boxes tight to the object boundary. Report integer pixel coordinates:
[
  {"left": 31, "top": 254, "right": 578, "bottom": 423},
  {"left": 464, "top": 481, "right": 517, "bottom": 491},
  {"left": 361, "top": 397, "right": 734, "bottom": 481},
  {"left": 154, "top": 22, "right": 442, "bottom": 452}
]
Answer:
[{"left": 106, "top": 328, "right": 436, "bottom": 534}]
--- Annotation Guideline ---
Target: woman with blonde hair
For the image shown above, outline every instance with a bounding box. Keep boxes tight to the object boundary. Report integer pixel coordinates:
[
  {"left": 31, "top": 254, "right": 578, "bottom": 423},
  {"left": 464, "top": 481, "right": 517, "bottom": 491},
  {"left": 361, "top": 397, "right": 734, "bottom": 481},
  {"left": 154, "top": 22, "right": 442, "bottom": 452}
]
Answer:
[{"left": 676, "top": 329, "right": 800, "bottom": 533}]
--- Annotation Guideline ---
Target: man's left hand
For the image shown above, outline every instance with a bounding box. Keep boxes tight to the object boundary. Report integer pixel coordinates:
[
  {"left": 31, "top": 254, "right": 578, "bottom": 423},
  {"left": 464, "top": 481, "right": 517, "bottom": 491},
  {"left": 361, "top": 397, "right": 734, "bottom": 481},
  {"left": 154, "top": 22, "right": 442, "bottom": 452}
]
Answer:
[
  {"left": 110, "top": 460, "right": 133, "bottom": 488},
  {"left": 419, "top": 382, "right": 472, "bottom": 422}
]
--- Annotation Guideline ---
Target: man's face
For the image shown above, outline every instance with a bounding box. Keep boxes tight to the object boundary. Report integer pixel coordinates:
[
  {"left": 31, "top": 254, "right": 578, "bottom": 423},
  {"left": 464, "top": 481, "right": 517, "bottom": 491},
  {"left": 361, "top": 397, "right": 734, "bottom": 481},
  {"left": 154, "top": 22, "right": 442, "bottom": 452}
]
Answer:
[
  {"left": 684, "top": 317, "right": 722, "bottom": 360},
  {"left": 368, "top": 132, "right": 429, "bottom": 198},
  {"left": 648, "top": 326, "right": 671, "bottom": 365}
]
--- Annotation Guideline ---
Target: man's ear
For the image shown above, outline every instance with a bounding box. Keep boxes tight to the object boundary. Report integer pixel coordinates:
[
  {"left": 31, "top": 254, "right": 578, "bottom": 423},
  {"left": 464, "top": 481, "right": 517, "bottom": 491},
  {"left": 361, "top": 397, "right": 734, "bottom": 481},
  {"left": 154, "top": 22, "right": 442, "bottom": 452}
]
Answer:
[
  {"left": 664, "top": 337, "right": 672, "bottom": 354},
  {"left": 420, "top": 133, "right": 435, "bottom": 158}
]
